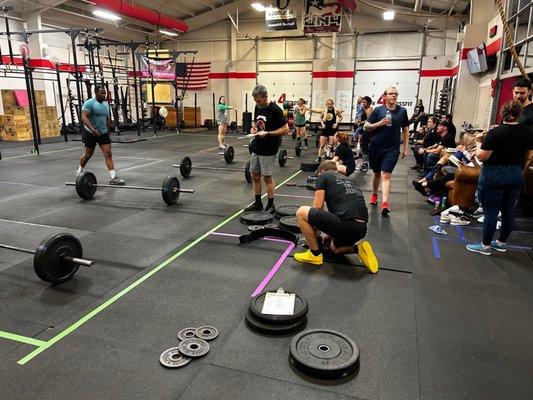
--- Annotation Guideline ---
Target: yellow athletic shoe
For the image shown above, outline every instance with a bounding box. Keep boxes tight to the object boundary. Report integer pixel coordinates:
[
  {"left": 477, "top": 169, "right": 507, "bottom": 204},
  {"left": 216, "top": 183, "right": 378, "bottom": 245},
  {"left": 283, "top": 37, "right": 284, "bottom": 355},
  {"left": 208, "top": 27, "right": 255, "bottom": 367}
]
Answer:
[
  {"left": 294, "top": 249, "right": 323, "bottom": 265},
  {"left": 357, "top": 241, "right": 379, "bottom": 273}
]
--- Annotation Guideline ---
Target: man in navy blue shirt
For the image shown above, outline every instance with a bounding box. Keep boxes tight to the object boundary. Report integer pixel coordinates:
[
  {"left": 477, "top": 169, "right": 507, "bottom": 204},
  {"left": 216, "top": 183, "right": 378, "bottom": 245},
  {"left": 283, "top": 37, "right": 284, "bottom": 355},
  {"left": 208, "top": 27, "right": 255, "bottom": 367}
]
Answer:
[{"left": 363, "top": 86, "right": 409, "bottom": 215}]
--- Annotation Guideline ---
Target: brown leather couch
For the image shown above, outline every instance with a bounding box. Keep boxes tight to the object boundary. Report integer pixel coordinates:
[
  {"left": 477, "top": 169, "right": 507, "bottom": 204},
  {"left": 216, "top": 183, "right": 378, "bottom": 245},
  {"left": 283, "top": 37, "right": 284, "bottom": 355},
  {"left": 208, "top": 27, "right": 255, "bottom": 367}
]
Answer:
[
  {"left": 520, "top": 165, "right": 533, "bottom": 215},
  {"left": 447, "top": 165, "right": 480, "bottom": 209}
]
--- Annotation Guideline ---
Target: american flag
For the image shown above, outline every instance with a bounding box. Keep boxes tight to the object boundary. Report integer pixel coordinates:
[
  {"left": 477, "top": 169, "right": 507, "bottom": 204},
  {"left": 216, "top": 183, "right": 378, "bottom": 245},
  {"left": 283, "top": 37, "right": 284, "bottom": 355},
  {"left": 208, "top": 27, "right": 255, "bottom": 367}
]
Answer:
[{"left": 175, "top": 61, "right": 211, "bottom": 91}]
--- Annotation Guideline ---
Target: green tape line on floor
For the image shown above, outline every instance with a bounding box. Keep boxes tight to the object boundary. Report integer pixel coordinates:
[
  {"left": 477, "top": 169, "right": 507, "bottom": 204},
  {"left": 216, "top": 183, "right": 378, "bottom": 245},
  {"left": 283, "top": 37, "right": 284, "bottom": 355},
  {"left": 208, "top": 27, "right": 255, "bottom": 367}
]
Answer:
[
  {"left": 0, "top": 330, "right": 48, "bottom": 347},
  {"left": 17, "top": 170, "right": 302, "bottom": 365}
]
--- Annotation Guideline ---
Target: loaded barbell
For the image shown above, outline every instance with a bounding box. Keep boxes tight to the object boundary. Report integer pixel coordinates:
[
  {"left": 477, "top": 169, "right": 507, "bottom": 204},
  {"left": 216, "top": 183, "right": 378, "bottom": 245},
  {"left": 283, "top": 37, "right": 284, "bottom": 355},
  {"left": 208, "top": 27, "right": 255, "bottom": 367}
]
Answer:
[
  {"left": 219, "top": 145, "right": 235, "bottom": 163},
  {"left": 174, "top": 156, "right": 252, "bottom": 183},
  {"left": 65, "top": 171, "right": 194, "bottom": 205},
  {"left": 0, "top": 233, "right": 94, "bottom": 284}
]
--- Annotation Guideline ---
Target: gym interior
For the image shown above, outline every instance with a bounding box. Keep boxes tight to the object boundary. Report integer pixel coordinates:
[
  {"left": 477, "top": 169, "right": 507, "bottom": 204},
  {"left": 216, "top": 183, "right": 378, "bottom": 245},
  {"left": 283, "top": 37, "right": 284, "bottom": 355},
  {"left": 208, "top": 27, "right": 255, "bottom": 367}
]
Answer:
[{"left": 0, "top": 1, "right": 532, "bottom": 399}]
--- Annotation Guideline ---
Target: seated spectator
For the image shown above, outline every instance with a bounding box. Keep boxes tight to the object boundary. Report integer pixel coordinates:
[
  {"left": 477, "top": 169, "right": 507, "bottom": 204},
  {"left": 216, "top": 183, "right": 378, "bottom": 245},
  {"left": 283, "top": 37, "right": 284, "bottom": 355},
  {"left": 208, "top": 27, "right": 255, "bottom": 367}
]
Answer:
[
  {"left": 421, "top": 120, "right": 456, "bottom": 171},
  {"left": 441, "top": 113, "right": 457, "bottom": 139},
  {"left": 411, "top": 115, "right": 439, "bottom": 170},
  {"left": 332, "top": 131, "right": 356, "bottom": 176},
  {"left": 416, "top": 130, "right": 478, "bottom": 182}
]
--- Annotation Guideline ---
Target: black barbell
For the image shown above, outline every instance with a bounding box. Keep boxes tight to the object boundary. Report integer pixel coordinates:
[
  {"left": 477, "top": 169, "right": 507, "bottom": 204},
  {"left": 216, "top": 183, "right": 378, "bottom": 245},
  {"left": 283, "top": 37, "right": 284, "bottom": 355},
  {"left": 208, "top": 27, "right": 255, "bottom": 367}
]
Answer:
[
  {"left": 0, "top": 233, "right": 94, "bottom": 284},
  {"left": 174, "top": 156, "right": 252, "bottom": 183},
  {"left": 65, "top": 171, "right": 194, "bottom": 205}
]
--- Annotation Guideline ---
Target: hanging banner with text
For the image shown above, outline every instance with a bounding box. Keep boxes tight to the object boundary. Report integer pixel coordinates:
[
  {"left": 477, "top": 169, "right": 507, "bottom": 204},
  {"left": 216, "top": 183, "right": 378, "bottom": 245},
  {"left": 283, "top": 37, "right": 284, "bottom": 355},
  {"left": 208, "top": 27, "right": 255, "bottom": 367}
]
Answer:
[
  {"left": 304, "top": 0, "right": 342, "bottom": 33},
  {"left": 265, "top": 6, "right": 297, "bottom": 31}
]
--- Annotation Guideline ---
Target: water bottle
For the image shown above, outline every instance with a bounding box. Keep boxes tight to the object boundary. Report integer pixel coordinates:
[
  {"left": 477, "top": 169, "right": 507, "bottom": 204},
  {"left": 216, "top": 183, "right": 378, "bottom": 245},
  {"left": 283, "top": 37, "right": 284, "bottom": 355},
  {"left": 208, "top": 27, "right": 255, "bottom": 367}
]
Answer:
[
  {"left": 434, "top": 199, "right": 440, "bottom": 210},
  {"left": 441, "top": 197, "right": 447, "bottom": 209},
  {"left": 385, "top": 109, "right": 392, "bottom": 126}
]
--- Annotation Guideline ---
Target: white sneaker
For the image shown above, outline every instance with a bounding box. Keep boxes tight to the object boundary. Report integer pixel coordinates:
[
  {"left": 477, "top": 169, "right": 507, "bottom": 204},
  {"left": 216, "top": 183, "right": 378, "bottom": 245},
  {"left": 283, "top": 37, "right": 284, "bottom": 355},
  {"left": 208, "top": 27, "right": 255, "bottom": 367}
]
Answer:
[
  {"left": 439, "top": 214, "right": 453, "bottom": 224},
  {"left": 477, "top": 212, "right": 501, "bottom": 223},
  {"left": 450, "top": 215, "right": 470, "bottom": 226}
]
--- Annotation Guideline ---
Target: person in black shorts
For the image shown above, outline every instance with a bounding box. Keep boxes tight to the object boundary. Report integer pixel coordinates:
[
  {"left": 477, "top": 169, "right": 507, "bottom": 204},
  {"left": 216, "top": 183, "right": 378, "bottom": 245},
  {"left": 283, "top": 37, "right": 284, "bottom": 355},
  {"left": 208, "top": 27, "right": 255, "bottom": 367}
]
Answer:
[
  {"left": 354, "top": 96, "right": 373, "bottom": 171},
  {"left": 77, "top": 85, "right": 124, "bottom": 185},
  {"left": 331, "top": 131, "right": 355, "bottom": 176},
  {"left": 294, "top": 98, "right": 309, "bottom": 149},
  {"left": 363, "top": 86, "right": 409, "bottom": 215},
  {"left": 293, "top": 160, "right": 379, "bottom": 273},
  {"left": 318, "top": 99, "right": 343, "bottom": 160}
]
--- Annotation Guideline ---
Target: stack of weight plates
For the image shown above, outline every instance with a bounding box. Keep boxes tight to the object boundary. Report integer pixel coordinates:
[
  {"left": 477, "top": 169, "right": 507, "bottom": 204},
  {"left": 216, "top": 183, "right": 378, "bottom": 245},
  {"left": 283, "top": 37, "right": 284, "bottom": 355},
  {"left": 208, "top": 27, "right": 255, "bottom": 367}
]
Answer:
[
  {"left": 289, "top": 329, "right": 360, "bottom": 380},
  {"left": 245, "top": 291, "right": 308, "bottom": 335}
]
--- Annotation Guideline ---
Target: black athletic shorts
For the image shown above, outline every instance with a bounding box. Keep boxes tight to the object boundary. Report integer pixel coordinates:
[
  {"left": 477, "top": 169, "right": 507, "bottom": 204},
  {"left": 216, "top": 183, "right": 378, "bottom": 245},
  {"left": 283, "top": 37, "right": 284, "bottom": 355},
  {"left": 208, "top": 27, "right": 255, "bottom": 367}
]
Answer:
[
  {"left": 320, "top": 127, "right": 337, "bottom": 137},
  {"left": 82, "top": 130, "right": 111, "bottom": 149},
  {"left": 308, "top": 208, "right": 367, "bottom": 248}
]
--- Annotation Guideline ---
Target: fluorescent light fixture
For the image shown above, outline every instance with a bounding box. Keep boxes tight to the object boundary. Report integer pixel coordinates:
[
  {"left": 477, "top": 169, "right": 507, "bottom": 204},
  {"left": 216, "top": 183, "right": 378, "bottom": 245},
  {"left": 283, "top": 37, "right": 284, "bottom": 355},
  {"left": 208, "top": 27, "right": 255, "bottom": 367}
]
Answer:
[
  {"left": 92, "top": 9, "right": 122, "bottom": 21},
  {"left": 383, "top": 10, "right": 395, "bottom": 20},
  {"left": 160, "top": 29, "right": 179, "bottom": 37},
  {"left": 251, "top": 3, "right": 266, "bottom": 12}
]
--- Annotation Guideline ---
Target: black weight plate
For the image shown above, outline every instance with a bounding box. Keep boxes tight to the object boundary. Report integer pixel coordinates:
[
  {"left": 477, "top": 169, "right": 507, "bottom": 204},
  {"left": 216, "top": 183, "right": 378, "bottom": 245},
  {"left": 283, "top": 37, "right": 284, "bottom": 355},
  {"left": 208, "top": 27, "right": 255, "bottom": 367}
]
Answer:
[
  {"left": 160, "top": 347, "right": 192, "bottom": 368},
  {"left": 248, "top": 225, "right": 265, "bottom": 232},
  {"left": 249, "top": 291, "right": 308, "bottom": 325},
  {"left": 180, "top": 156, "right": 192, "bottom": 178},
  {"left": 162, "top": 175, "right": 180, "bottom": 205},
  {"left": 224, "top": 145, "right": 235, "bottom": 163},
  {"left": 177, "top": 327, "right": 197, "bottom": 341},
  {"left": 75, "top": 171, "right": 97, "bottom": 200},
  {"left": 278, "top": 149, "right": 288, "bottom": 167},
  {"left": 289, "top": 329, "right": 360, "bottom": 380},
  {"left": 275, "top": 205, "right": 300, "bottom": 218},
  {"left": 244, "top": 161, "right": 252, "bottom": 183},
  {"left": 300, "top": 161, "right": 319, "bottom": 172},
  {"left": 279, "top": 216, "right": 301, "bottom": 233},
  {"left": 178, "top": 338, "right": 210, "bottom": 358},
  {"left": 195, "top": 326, "right": 219, "bottom": 341},
  {"left": 240, "top": 211, "right": 273, "bottom": 225},
  {"left": 33, "top": 233, "right": 82, "bottom": 284},
  {"left": 295, "top": 141, "right": 301, "bottom": 156},
  {"left": 245, "top": 311, "right": 307, "bottom": 335}
]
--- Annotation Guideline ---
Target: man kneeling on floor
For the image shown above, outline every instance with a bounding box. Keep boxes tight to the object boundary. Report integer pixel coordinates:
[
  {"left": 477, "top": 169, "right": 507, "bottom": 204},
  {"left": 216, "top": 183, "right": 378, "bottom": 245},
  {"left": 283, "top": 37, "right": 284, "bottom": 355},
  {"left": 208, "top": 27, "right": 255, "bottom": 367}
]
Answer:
[{"left": 293, "top": 160, "right": 379, "bottom": 273}]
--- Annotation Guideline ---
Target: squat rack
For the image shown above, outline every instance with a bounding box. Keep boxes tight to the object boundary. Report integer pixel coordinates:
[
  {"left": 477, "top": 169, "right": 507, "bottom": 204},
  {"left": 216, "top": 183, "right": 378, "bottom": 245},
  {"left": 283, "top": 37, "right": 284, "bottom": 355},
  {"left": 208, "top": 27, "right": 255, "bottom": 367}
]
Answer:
[{"left": 0, "top": 6, "right": 101, "bottom": 158}]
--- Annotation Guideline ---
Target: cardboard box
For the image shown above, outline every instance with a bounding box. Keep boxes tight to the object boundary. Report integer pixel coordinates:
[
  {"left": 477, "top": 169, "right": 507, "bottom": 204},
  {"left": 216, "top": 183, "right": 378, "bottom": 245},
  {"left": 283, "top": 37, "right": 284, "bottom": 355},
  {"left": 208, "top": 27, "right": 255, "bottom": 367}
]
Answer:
[
  {"left": 4, "top": 106, "right": 28, "bottom": 115},
  {"left": 35, "top": 90, "right": 46, "bottom": 107},
  {"left": 1, "top": 90, "right": 16, "bottom": 107}
]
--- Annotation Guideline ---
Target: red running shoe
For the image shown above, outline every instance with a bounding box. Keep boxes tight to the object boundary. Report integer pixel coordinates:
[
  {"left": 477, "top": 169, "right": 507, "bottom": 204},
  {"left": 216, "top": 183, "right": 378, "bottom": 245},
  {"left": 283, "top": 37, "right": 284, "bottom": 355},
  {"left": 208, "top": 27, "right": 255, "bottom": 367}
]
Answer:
[
  {"left": 381, "top": 201, "right": 391, "bottom": 215},
  {"left": 369, "top": 193, "right": 378, "bottom": 205}
]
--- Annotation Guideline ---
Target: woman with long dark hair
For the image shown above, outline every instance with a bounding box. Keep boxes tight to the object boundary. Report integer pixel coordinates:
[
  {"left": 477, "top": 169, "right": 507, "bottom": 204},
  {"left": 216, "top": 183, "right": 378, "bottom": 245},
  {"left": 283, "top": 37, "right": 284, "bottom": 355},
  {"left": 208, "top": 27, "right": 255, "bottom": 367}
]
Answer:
[{"left": 466, "top": 100, "right": 533, "bottom": 255}]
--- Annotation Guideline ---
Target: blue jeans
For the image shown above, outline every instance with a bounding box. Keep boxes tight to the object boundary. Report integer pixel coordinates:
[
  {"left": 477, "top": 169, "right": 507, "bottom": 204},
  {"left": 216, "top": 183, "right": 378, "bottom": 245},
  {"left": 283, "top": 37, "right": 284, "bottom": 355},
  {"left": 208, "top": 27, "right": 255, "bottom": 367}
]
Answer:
[
  {"left": 478, "top": 165, "right": 523, "bottom": 245},
  {"left": 424, "top": 152, "right": 440, "bottom": 170}
]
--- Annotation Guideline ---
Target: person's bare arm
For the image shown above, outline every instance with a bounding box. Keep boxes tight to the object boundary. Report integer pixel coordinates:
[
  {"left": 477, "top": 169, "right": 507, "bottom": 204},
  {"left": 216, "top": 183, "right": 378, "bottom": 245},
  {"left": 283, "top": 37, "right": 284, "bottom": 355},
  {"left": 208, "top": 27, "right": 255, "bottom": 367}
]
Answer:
[
  {"left": 401, "top": 126, "right": 409, "bottom": 158},
  {"left": 313, "top": 189, "right": 325, "bottom": 209},
  {"left": 81, "top": 110, "right": 99, "bottom": 136}
]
